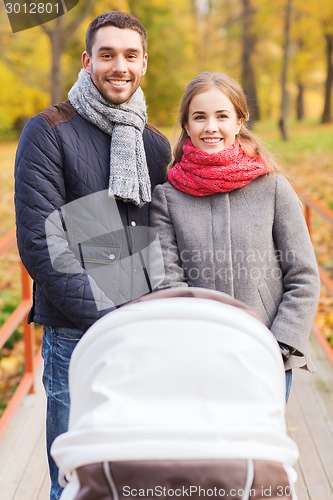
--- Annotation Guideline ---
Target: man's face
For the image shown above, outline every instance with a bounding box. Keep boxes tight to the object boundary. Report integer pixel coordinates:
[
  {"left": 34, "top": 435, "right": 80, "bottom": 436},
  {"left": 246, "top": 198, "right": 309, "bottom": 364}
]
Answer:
[{"left": 82, "top": 26, "right": 148, "bottom": 105}]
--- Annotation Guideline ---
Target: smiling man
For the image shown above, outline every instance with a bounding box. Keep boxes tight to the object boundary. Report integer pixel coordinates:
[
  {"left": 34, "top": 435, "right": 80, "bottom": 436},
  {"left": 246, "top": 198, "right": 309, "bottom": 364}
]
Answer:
[
  {"left": 14, "top": 11, "right": 171, "bottom": 500},
  {"left": 82, "top": 23, "right": 148, "bottom": 104}
]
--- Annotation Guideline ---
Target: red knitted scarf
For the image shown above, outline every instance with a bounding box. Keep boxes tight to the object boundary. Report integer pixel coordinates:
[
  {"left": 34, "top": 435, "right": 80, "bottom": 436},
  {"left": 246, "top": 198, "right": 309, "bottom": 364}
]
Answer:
[{"left": 168, "top": 139, "right": 269, "bottom": 196}]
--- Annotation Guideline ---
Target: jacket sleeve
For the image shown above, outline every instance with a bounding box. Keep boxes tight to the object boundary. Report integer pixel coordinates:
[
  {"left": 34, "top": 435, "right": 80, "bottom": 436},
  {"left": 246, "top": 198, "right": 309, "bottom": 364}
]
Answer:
[
  {"left": 14, "top": 115, "right": 115, "bottom": 332},
  {"left": 270, "top": 175, "right": 320, "bottom": 367},
  {"left": 149, "top": 184, "right": 188, "bottom": 290}
]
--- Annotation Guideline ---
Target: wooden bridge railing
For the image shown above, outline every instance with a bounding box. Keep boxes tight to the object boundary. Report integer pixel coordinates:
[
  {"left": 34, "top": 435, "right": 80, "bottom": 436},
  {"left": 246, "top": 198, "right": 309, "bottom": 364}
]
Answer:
[
  {"left": 0, "top": 186, "right": 333, "bottom": 435},
  {"left": 296, "top": 186, "right": 333, "bottom": 365},
  {"left": 0, "top": 228, "right": 41, "bottom": 438}
]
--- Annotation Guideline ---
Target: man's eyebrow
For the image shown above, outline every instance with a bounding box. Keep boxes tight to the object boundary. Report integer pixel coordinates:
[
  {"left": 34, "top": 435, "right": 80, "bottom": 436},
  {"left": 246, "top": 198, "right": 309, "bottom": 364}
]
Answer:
[{"left": 97, "top": 46, "right": 141, "bottom": 53}]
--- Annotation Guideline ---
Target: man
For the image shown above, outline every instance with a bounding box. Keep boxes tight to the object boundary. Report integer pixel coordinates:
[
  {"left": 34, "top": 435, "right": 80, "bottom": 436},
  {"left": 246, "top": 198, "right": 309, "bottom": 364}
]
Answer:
[{"left": 14, "top": 11, "right": 171, "bottom": 499}]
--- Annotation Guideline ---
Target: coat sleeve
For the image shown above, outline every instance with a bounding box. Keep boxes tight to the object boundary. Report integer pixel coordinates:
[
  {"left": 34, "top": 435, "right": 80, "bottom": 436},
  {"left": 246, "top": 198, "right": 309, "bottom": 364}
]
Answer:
[
  {"left": 149, "top": 184, "right": 188, "bottom": 290},
  {"left": 14, "top": 115, "right": 115, "bottom": 332},
  {"left": 270, "top": 175, "right": 320, "bottom": 368}
]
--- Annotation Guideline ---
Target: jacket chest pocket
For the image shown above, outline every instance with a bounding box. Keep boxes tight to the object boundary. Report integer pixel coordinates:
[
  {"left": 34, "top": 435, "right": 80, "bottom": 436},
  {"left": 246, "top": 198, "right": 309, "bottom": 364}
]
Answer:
[
  {"left": 76, "top": 244, "right": 122, "bottom": 305},
  {"left": 79, "top": 244, "right": 122, "bottom": 266}
]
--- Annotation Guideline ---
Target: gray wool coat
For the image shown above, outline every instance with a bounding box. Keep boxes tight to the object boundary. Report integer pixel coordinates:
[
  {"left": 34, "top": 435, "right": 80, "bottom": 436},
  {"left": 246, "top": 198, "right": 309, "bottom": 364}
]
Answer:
[{"left": 150, "top": 173, "right": 320, "bottom": 371}]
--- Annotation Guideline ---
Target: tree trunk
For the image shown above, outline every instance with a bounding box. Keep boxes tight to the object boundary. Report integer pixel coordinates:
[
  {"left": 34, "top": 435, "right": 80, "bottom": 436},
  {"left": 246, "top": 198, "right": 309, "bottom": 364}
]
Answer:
[
  {"left": 279, "top": 0, "right": 292, "bottom": 141},
  {"left": 40, "top": 0, "right": 95, "bottom": 105},
  {"left": 50, "top": 24, "right": 65, "bottom": 104},
  {"left": 321, "top": 33, "right": 333, "bottom": 124},
  {"left": 241, "top": 0, "right": 260, "bottom": 125},
  {"left": 296, "top": 81, "right": 304, "bottom": 121}
]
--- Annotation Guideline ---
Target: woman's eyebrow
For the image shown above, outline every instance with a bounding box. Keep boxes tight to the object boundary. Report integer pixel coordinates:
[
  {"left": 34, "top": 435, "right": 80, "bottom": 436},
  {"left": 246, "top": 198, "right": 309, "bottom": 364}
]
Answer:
[{"left": 192, "top": 109, "right": 230, "bottom": 115}]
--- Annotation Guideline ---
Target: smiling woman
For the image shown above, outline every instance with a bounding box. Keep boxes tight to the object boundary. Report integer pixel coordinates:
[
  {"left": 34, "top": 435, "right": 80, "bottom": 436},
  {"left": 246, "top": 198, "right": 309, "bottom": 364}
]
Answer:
[
  {"left": 150, "top": 72, "right": 321, "bottom": 404},
  {"left": 185, "top": 87, "right": 242, "bottom": 153}
]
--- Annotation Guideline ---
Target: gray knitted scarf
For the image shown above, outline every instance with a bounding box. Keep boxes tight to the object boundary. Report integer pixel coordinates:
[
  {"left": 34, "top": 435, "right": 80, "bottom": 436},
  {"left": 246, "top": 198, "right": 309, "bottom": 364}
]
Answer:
[{"left": 68, "top": 69, "right": 150, "bottom": 206}]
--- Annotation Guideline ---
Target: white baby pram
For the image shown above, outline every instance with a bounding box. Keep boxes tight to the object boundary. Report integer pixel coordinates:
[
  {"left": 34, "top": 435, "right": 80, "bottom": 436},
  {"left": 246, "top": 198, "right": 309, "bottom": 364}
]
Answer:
[{"left": 51, "top": 287, "right": 299, "bottom": 499}]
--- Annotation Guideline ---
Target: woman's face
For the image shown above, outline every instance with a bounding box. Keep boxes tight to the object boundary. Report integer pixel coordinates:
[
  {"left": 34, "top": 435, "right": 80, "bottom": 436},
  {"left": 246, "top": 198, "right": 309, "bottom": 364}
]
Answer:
[{"left": 185, "top": 87, "right": 242, "bottom": 154}]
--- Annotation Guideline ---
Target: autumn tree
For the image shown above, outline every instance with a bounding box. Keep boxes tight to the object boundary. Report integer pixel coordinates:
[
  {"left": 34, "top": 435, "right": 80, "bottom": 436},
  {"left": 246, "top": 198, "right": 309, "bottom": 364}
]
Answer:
[
  {"left": 278, "top": 0, "right": 292, "bottom": 140},
  {"left": 128, "top": 0, "right": 197, "bottom": 126},
  {"left": 39, "top": 0, "right": 95, "bottom": 104},
  {"left": 1, "top": 0, "right": 332, "bottom": 134},
  {"left": 0, "top": 4, "right": 49, "bottom": 133},
  {"left": 241, "top": 0, "right": 260, "bottom": 123},
  {"left": 319, "top": 0, "right": 333, "bottom": 123},
  {"left": 194, "top": 0, "right": 262, "bottom": 124}
]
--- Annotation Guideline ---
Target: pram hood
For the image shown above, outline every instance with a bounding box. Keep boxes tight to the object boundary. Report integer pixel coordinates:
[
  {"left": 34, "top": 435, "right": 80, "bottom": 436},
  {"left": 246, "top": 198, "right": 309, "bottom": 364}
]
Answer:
[{"left": 52, "top": 288, "right": 298, "bottom": 476}]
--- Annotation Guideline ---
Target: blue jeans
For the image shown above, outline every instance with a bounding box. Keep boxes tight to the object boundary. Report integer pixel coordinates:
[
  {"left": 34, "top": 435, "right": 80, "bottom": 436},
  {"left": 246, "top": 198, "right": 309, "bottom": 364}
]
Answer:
[
  {"left": 285, "top": 369, "right": 292, "bottom": 403},
  {"left": 42, "top": 326, "right": 83, "bottom": 500}
]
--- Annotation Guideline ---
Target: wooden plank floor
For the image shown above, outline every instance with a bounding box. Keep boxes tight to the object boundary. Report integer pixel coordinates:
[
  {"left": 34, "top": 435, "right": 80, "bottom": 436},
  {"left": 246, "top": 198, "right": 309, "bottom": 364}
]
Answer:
[
  {"left": 0, "top": 334, "right": 332, "bottom": 500},
  {"left": 287, "top": 335, "right": 333, "bottom": 500},
  {"left": 0, "top": 369, "right": 50, "bottom": 499}
]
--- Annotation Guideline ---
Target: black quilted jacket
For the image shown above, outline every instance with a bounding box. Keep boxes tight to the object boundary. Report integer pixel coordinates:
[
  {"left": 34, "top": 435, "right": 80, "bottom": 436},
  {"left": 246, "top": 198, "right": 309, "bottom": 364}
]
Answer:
[{"left": 15, "top": 101, "right": 171, "bottom": 332}]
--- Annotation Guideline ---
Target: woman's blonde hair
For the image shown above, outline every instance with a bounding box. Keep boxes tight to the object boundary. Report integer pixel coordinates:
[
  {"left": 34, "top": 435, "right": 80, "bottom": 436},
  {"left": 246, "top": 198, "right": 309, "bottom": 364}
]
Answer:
[{"left": 171, "top": 72, "right": 280, "bottom": 172}]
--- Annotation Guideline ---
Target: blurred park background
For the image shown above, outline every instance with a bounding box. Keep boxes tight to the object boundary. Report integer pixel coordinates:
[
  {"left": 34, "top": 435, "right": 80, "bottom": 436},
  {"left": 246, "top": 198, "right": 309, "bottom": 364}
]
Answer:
[{"left": 0, "top": 0, "right": 333, "bottom": 412}]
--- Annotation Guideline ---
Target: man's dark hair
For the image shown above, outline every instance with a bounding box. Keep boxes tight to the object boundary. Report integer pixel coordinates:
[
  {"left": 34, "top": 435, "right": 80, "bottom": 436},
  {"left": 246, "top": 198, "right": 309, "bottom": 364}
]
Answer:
[{"left": 86, "top": 11, "right": 147, "bottom": 56}]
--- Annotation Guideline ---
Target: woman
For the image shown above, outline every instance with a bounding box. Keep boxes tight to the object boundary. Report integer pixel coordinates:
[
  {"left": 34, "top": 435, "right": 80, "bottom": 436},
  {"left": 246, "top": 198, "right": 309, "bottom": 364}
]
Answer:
[{"left": 150, "top": 72, "right": 320, "bottom": 401}]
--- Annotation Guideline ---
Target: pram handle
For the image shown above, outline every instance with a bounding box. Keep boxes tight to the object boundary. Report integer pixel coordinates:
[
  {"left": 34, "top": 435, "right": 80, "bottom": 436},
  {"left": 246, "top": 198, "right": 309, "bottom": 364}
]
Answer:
[{"left": 131, "top": 286, "right": 261, "bottom": 321}]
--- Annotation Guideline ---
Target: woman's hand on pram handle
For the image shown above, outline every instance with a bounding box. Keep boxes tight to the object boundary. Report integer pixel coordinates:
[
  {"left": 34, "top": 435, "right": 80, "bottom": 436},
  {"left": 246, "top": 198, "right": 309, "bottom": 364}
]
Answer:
[{"left": 278, "top": 342, "right": 301, "bottom": 362}]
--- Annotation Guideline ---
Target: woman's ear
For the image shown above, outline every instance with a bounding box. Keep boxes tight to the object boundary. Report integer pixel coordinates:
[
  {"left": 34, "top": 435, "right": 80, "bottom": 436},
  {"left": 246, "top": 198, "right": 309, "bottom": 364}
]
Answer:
[{"left": 236, "top": 119, "right": 243, "bottom": 135}]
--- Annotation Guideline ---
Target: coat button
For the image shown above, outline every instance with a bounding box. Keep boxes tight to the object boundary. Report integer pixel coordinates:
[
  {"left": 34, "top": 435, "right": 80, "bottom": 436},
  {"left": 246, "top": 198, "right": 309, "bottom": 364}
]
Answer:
[
  {"left": 130, "top": 221, "right": 137, "bottom": 226},
  {"left": 108, "top": 254, "right": 116, "bottom": 260}
]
